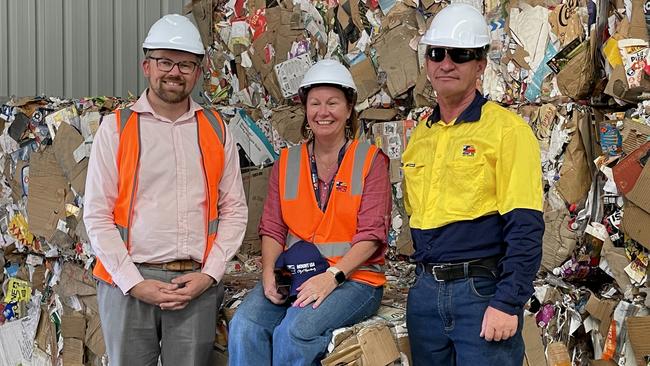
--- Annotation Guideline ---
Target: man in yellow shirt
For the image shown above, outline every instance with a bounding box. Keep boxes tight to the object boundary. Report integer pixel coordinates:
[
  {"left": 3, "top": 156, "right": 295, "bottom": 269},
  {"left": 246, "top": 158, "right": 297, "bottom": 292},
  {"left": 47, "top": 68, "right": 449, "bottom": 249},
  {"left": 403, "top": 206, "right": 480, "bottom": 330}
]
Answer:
[{"left": 402, "top": 4, "right": 544, "bottom": 365}]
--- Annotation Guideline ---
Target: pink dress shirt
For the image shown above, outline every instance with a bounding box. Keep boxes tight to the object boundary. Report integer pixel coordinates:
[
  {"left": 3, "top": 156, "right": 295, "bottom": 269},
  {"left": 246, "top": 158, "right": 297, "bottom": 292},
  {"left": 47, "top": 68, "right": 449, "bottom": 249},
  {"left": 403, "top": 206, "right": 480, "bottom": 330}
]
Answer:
[
  {"left": 84, "top": 90, "right": 248, "bottom": 294},
  {"left": 259, "top": 147, "right": 391, "bottom": 263}
]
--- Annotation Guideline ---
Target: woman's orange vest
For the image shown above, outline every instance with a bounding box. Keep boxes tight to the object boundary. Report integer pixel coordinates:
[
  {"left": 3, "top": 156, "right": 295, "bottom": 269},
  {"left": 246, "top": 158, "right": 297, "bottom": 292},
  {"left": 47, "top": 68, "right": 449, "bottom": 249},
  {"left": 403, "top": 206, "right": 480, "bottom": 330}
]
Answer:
[
  {"left": 93, "top": 108, "right": 226, "bottom": 284},
  {"left": 278, "top": 140, "right": 386, "bottom": 286}
]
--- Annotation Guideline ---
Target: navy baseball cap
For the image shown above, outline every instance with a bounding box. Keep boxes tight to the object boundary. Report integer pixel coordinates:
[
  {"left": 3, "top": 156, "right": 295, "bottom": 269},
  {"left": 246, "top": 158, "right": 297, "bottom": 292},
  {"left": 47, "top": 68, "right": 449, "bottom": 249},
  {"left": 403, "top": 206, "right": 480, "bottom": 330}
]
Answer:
[{"left": 275, "top": 241, "right": 330, "bottom": 296}]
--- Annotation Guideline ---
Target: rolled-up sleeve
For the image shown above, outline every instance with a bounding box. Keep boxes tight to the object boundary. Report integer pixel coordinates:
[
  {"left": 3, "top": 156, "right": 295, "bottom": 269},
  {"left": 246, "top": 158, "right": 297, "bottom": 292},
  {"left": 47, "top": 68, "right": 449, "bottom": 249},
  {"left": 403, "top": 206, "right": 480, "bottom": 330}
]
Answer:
[
  {"left": 259, "top": 150, "right": 392, "bottom": 256},
  {"left": 258, "top": 162, "right": 288, "bottom": 246},
  {"left": 351, "top": 152, "right": 391, "bottom": 257}
]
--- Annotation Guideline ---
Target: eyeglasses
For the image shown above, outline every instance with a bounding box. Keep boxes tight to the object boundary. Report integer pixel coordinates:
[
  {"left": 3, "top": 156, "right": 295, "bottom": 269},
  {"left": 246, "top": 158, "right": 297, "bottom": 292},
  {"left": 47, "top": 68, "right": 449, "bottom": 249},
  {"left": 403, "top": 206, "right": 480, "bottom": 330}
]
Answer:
[
  {"left": 425, "top": 47, "right": 483, "bottom": 64},
  {"left": 147, "top": 57, "right": 199, "bottom": 74}
]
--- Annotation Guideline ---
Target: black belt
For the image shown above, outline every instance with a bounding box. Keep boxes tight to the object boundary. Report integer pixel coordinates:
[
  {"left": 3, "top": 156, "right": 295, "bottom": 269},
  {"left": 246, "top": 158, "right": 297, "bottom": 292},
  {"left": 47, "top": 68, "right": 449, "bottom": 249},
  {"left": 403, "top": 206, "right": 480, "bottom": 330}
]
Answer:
[{"left": 420, "top": 256, "right": 499, "bottom": 282}]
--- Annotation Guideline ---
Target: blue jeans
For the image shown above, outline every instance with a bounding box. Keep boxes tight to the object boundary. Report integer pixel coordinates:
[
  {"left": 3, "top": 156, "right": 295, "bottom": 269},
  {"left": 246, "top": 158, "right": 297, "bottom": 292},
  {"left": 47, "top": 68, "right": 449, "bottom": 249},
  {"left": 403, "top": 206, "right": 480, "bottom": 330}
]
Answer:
[
  {"left": 406, "top": 264, "right": 524, "bottom": 366},
  {"left": 228, "top": 281, "right": 383, "bottom": 366}
]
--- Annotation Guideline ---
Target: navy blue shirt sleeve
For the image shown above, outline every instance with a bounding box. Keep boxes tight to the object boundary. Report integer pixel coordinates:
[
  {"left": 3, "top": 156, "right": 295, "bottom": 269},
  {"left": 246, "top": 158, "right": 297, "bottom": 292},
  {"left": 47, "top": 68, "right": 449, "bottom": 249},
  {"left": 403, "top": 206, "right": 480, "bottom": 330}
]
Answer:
[{"left": 489, "top": 208, "right": 544, "bottom": 315}]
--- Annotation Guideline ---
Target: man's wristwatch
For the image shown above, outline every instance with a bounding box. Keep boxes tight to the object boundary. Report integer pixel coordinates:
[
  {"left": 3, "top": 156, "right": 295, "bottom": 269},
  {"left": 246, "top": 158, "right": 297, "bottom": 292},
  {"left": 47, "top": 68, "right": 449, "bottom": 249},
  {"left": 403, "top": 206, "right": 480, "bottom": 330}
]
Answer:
[{"left": 327, "top": 266, "right": 346, "bottom": 285}]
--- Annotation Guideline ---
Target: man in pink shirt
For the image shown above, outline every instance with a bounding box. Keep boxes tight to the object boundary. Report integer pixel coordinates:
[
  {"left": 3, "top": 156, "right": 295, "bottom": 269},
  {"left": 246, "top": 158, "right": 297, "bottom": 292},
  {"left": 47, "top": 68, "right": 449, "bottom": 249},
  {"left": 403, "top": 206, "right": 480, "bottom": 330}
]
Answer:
[{"left": 83, "top": 14, "right": 247, "bottom": 366}]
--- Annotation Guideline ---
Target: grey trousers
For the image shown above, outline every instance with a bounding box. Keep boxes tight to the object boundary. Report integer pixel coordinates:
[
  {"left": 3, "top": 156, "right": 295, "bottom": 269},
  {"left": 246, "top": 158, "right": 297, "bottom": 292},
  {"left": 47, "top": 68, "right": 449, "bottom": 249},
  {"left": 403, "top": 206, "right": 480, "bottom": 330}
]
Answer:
[{"left": 97, "top": 265, "right": 224, "bottom": 366}]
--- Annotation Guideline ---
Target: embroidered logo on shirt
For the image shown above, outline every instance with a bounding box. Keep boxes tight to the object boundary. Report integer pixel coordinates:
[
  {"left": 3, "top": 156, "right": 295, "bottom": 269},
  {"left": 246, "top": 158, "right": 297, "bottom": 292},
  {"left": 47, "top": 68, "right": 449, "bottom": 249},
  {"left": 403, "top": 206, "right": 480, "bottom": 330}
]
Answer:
[
  {"left": 335, "top": 181, "right": 348, "bottom": 192},
  {"left": 462, "top": 145, "right": 476, "bottom": 157}
]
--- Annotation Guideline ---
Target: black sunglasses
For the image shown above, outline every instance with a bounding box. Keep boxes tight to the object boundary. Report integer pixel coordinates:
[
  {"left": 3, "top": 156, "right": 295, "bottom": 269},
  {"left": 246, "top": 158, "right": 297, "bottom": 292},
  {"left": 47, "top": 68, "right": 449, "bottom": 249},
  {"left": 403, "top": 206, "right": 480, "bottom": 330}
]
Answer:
[{"left": 425, "top": 47, "right": 484, "bottom": 64}]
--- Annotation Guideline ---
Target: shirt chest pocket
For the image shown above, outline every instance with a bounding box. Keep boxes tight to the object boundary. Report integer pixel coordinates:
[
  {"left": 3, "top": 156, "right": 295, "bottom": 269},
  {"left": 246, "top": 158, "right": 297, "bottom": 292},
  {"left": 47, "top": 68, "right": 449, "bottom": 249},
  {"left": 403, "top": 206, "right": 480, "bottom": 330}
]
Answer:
[
  {"left": 402, "top": 163, "right": 426, "bottom": 212},
  {"left": 443, "top": 161, "right": 485, "bottom": 216}
]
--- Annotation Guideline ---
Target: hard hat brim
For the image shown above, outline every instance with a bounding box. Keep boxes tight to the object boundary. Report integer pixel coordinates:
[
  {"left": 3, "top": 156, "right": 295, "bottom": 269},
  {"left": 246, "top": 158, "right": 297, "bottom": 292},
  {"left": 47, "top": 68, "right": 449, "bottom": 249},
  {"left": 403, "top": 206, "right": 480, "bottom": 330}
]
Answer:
[{"left": 142, "top": 42, "right": 205, "bottom": 56}]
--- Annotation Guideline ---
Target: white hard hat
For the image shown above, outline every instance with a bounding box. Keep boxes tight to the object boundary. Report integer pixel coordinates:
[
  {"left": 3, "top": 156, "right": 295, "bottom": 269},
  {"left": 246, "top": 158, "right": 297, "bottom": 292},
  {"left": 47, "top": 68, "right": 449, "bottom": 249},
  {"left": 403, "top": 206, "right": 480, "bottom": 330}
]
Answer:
[
  {"left": 298, "top": 59, "right": 357, "bottom": 100},
  {"left": 420, "top": 3, "right": 490, "bottom": 48},
  {"left": 142, "top": 14, "right": 205, "bottom": 55}
]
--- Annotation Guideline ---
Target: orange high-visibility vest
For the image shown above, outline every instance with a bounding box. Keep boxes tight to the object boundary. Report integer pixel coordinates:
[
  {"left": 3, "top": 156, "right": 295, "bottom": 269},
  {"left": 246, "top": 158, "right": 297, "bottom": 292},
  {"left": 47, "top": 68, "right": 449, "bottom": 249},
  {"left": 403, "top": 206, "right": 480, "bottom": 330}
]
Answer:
[
  {"left": 93, "top": 107, "right": 226, "bottom": 284},
  {"left": 278, "top": 140, "right": 386, "bottom": 286}
]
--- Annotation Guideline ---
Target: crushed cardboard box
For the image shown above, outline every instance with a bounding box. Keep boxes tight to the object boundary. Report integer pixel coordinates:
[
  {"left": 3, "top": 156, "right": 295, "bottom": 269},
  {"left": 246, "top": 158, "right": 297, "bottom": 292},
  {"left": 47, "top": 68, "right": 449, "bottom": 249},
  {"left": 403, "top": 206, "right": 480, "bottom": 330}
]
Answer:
[{"left": 322, "top": 323, "right": 400, "bottom": 366}]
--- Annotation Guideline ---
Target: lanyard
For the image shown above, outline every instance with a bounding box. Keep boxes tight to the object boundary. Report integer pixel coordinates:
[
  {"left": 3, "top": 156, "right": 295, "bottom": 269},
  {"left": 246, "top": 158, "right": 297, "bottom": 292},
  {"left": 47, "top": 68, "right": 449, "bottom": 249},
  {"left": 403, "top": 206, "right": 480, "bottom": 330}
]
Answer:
[{"left": 309, "top": 139, "right": 348, "bottom": 212}]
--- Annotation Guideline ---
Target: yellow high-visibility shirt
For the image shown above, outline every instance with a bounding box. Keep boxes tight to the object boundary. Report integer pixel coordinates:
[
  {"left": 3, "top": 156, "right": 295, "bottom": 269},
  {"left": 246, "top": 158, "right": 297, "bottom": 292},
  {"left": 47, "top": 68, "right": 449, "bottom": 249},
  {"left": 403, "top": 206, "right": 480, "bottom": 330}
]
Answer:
[{"left": 402, "top": 98, "right": 543, "bottom": 230}]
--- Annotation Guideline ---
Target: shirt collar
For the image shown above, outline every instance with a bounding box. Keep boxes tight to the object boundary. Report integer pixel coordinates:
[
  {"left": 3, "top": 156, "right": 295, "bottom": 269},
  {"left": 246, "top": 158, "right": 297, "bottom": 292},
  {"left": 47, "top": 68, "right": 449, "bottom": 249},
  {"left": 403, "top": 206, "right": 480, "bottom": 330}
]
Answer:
[
  {"left": 426, "top": 90, "right": 488, "bottom": 128},
  {"left": 130, "top": 89, "right": 203, "bottom": 123}
]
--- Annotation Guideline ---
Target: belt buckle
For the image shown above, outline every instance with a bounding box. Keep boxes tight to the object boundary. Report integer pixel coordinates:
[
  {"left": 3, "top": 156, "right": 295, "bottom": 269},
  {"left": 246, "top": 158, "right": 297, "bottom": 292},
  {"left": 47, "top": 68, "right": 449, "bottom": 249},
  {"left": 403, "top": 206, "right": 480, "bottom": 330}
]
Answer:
[
  {"left": 165, "top": 261, "right": 183, "bottom": 271},
  {"left": 167, "top": 260, "right": 193, "bottom": 272},
  {"left": 431, "top": 265, "right": 446, "bottom": 282}
]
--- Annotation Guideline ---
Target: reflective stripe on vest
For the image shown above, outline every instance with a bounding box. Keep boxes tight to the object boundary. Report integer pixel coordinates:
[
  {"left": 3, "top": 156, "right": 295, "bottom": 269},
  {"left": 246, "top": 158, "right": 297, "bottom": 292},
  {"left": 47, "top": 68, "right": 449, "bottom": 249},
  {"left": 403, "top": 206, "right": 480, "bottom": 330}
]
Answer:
[
  {"left": 208, "top": 218, "right": 219, "bottom": 236},
  {"left": 119, "top": 108, "right": 134, "bottom": 132},
  {"left": 202, "top": 107, "right": 226, "bottom": 145},
  {"left": 283, "top": 146, "right": 302, "bottom": 200},
  {"left": 93, "top": 107, "right": 226, "bottom": 284},
  {"left": 351, "top": 141, "right": 371, "bottom": 195},
  {"left": 284, "top": 140, "right": 370, "bottom": 200},
  {"left": 117, "top": 225, "right": 128, "bottom": 242},
  {"left": 279, "top": 140, "right": 385, "bottom": 286}
]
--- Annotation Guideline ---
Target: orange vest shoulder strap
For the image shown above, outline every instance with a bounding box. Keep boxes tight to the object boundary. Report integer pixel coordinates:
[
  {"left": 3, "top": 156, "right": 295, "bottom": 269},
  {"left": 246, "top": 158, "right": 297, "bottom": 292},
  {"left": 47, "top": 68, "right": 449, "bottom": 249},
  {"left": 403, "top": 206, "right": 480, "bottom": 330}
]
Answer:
[
  {"left": 195, "top": 108, "right": 227, "bottom": 265},
  {"left": 114, "top": 108, "right": 141, "bottom": 240},
  {"left": 94, "top": 107, "right": 139, "bottom": 285},
  {"left": 280, "top": 144, "right": 305, "bottom": 201}
]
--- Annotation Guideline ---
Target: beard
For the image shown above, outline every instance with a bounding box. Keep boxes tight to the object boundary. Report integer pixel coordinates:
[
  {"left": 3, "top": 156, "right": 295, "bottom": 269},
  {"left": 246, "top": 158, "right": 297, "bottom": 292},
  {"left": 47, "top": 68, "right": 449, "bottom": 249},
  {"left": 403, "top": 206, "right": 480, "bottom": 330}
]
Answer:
[{"left": 151, "top": 76, "right": 193, "bottom": 104}]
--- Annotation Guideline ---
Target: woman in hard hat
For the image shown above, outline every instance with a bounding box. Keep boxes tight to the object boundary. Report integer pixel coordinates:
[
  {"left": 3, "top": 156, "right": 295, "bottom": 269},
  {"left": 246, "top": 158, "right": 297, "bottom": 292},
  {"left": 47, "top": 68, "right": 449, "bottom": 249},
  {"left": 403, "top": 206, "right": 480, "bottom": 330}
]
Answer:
[{"left": 228, "top": 59, "right": 391, "bottom": 365}]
